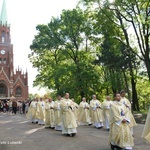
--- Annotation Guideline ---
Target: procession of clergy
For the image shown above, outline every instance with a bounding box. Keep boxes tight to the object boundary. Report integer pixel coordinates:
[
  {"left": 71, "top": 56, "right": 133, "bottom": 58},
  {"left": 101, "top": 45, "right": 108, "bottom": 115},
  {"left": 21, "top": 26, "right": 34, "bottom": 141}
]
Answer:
[{"left": 26, "top": 91, "right": 150, "bottom": 150}]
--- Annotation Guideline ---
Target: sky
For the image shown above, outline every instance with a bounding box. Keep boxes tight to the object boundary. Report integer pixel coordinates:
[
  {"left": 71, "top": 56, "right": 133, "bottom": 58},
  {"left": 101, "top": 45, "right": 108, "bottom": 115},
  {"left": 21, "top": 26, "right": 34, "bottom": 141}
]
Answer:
[{"left": 1, "top": 0, "right": 79, "bottom": 95}]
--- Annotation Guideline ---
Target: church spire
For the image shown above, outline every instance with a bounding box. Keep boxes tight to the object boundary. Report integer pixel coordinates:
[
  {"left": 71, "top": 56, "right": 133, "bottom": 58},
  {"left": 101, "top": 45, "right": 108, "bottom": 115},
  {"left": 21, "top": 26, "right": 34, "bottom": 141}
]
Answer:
[{"left": 0, "top": 0, "right": 8, "bottom": 26}]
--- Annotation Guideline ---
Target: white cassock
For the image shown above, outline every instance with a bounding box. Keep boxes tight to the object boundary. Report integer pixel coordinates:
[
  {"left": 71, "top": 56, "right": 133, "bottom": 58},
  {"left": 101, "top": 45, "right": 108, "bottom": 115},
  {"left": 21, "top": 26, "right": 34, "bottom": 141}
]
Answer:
[
  {"left": 49, "top": 101, "right": 55, "bottom": 128},
  {"left": 102, "top": 100, "right": 112, "bottom": 129},
  {"left": 26, "top": 101, "right": 37, "bottom": 123},
  {"left": 120, "top": 97, "right": 137, "bottom": 134},
  {"left": 37, "top": 101, "right": 45, "bottom": 125},
  {"left": 77, "top": 101, "right": 91, "bottom": 125},
  {"left": 45, "top": 101, "right": 55, "bottom": 128},
  {"left": 54, "top": 100, "right": 62, "bottom": 131},
  {"left": 90, "top": 99, "right": 103, "bottom": 128},
  {"left": 60, "top": 98, "right": 77, "bottom": 135},
  {"left": 109, "top": 101, "right": 134, "bottom": 149},
  {"left": 142, "top": 107, "right": 150, "bottom": 143}
]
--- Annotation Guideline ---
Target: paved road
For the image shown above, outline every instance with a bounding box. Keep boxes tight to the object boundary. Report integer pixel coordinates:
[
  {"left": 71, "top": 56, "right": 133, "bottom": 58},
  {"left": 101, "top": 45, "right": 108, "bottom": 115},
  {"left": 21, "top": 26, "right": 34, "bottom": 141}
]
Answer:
[{"left": 0, "top": 113, "right": 149, "bottom": 150}]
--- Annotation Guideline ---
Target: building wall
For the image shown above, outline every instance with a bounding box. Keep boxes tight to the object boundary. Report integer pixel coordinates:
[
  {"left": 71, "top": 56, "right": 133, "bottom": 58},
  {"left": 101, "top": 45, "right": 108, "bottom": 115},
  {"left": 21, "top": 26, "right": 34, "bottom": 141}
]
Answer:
[{"left": 0, "top": 24, "right": 28, "bottom": 101}]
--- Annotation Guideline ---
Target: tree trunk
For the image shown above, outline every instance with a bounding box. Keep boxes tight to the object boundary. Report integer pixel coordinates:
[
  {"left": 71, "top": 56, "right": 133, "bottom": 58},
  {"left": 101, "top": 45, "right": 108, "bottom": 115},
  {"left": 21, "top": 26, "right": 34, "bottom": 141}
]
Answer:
[
  {"left": 131, "top": 77, "right": 139, "bottom": 111},
  {"left": 122, "top": 68, "right": 131, "bottom": 101},
  {"left": 144, "top": 54, "right": 150, "bottom": 81},
  {"left": 128, "top": 53, "right": 139, "bottom": 111}
]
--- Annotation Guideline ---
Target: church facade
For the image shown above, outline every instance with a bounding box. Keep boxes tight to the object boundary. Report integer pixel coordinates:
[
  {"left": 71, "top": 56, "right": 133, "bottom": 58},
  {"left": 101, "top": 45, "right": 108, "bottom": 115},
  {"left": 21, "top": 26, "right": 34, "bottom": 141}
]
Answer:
[{"left": 0, "top": 0, "right": 28, "bottom": 101}]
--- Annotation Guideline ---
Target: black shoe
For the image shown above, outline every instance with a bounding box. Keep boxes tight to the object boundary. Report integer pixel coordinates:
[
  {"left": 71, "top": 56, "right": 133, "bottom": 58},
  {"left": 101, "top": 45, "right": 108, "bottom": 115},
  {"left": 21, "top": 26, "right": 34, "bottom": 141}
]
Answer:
[
  {"left": 72, "top": 133, "right": 76, "bottom": 137},
  {"left": 115, "top": 145, "right": 123, "bottom": 150},
  {"left": 45, "top": 127, "right": 49, "bottom": 128},
  {"left": 65, "top": 134, "right": 70, "bottom": 136},
  {"left": 110, "top": 144, "right": 123, "bottom": 150},
  {"left": 110, "top": 144, "right": 115, "bottom": 150}
]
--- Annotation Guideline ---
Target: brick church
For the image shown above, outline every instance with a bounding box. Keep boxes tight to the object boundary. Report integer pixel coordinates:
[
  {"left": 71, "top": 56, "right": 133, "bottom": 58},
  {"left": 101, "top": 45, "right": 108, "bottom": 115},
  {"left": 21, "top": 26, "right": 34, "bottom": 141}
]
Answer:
[{"left": 0, "top": 0, "right": 28, "bottom": 101}]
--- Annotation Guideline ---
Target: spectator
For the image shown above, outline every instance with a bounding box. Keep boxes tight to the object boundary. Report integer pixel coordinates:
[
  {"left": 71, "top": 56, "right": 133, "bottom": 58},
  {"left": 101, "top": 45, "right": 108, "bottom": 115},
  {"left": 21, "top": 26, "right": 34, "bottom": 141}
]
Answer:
[
  {"left": 8, "top": 100, "right": 12, "bottom": 114},
  {"left": 25, "top": 101, "right": 29, "bottom": 114},
  {"left": 5, "top": 101, "right": 9, "bottom": 113},
  {"left": 12, "top": 100, "right": 17, "bottom": 114},
  {"left": 18, "top": 101, "right": 22, "bottom": 113},
  {"left": 22, "top": 101, "right": 26, "bottom": 114},
  {"left": 3, "top": 101, "right": 6, "bottom": 113},
  {"left": 0, "top": 100, "right": 3, "bottom": 112}
]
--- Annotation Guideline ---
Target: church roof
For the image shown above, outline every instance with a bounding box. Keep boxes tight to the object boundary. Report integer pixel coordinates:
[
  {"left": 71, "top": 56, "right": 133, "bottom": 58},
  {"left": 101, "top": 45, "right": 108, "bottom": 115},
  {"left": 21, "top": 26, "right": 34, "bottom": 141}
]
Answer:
[{"left": 0, "top": 0, "right": 8, "bottom": 26}]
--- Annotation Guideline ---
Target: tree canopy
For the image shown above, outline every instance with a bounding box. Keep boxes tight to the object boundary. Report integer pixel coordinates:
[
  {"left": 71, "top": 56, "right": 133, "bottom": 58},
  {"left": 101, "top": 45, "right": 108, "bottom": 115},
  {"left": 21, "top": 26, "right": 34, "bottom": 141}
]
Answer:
[{"left": 29, "top": 1, "right": 150, "bottom": 111}]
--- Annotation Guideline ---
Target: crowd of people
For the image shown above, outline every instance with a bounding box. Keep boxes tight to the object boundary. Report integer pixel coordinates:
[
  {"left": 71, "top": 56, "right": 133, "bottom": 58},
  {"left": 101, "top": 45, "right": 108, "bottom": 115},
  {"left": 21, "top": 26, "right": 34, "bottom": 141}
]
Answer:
[
  {"left": 25, "top": 90, "right": 147, "bottom": 150},
  {"left": 0, "top": 99, "right": 29, "bottom": 114}
]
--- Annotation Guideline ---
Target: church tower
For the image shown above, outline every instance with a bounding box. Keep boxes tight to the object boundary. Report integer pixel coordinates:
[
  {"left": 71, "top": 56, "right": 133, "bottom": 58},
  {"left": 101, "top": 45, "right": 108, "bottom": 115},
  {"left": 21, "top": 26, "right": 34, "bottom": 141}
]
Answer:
[{"left": 0, "top": 0, "right": 28, "bottom": 101}]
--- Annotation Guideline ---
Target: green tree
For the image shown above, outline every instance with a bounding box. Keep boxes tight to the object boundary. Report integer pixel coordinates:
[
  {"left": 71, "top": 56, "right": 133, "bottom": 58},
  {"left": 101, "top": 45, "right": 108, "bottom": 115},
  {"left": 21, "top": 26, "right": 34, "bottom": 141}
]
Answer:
[
  {"left": 29, "top": 8, "right": 103, "bottom": 101},
  {"left": 80, "top": 0, "right": 150, "bottom": 80},
  {"left": 79, "top": 0, "right": 143, "bottom": 110}
]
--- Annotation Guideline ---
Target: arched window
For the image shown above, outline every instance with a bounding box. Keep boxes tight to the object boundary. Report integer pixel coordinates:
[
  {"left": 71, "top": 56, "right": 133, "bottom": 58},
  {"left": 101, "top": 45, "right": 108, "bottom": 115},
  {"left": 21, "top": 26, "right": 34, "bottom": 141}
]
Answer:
[
  {"left": 16, "top": 87, "right": 22, "bottom": 97},
  {"left": 2, "top": 31, "right": 5, "bottom": 43},
  {"left": 0, "top": 84, "right": 6, "bottom": 96}
]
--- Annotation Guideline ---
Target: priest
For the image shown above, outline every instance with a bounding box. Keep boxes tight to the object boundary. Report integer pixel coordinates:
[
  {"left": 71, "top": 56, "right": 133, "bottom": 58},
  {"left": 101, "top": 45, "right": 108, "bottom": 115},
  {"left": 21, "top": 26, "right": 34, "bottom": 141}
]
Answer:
[
  {"left": 120, "top": 90, "right": 137, "bottom": 135},
  {"left": 109, "top": 93, "right": 134, "bottom": 150},
  {"left": 77, "top": 97, "right": 92, "bottom": 126},
  {"left": 142, "top": 107, "right": 150, "bottom": 143},
  {"left": 102, "top": 95, "right": 112, "bottom": 130},
  {"left": 36, "top": 98, "right": 45, "bottom": 125},
  {"left": 60, "top": 93, "right": 77, "bottom": 137},
  {"left": 26, "top": 98, "right": 38, "bottom": 123},
  {"left": 45, "top": 98, "right": 55, "bottom": 129},
  {"left": 54, "top": 95, "right": 62, "bottom": 131},
  {"left": 90, "top": 95, "right": 103, "bottom": 128}
]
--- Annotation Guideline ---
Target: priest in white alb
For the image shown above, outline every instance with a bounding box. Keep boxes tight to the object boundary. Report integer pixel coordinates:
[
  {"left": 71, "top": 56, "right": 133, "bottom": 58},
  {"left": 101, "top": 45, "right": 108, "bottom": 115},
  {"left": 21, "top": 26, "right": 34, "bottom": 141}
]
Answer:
[
  {"left": 26, "top": 98, "right": 38, "bottom": 123},
  {"left": 120, "top": 90, "right": 137, "bottom": 135},
  {"left": 90, "top": 95, "right": 103, "bottom": 128},
  {"left": 54, "top": 95, "right": 62, "bottom": 131},
  {"left": 109, "top": 93, "right": 134, "bottom": 150},
  {"left": 142, "top": 107, "right": 150, "bottom": 143},
  {"left": 102, "top": 95, "right": 112, "bottom": 130},
  {"left": 60, "top": 93, "right": 77, "bottom": 137},
  {"left": 36, "top": 98, "right": 45, "bottom": 125},
  {"left": 77, "top": 97, "right": 92, "bottom": 126},
  {"left": 45, "top": 98, "right": 55, "bottom": 128}
]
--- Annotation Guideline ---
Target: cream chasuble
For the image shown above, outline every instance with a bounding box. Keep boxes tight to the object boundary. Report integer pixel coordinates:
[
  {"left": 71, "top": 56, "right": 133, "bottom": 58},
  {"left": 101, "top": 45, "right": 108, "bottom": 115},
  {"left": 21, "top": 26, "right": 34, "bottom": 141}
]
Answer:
[
  {"left": 109, "top": 101, "right": 134, "bottom": 148},
  {"left": 60, "top": 98, "right": 77, "bottom": 134},
  {"left": 77, "top": 101, "right": 91, "bottom": 125}
]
